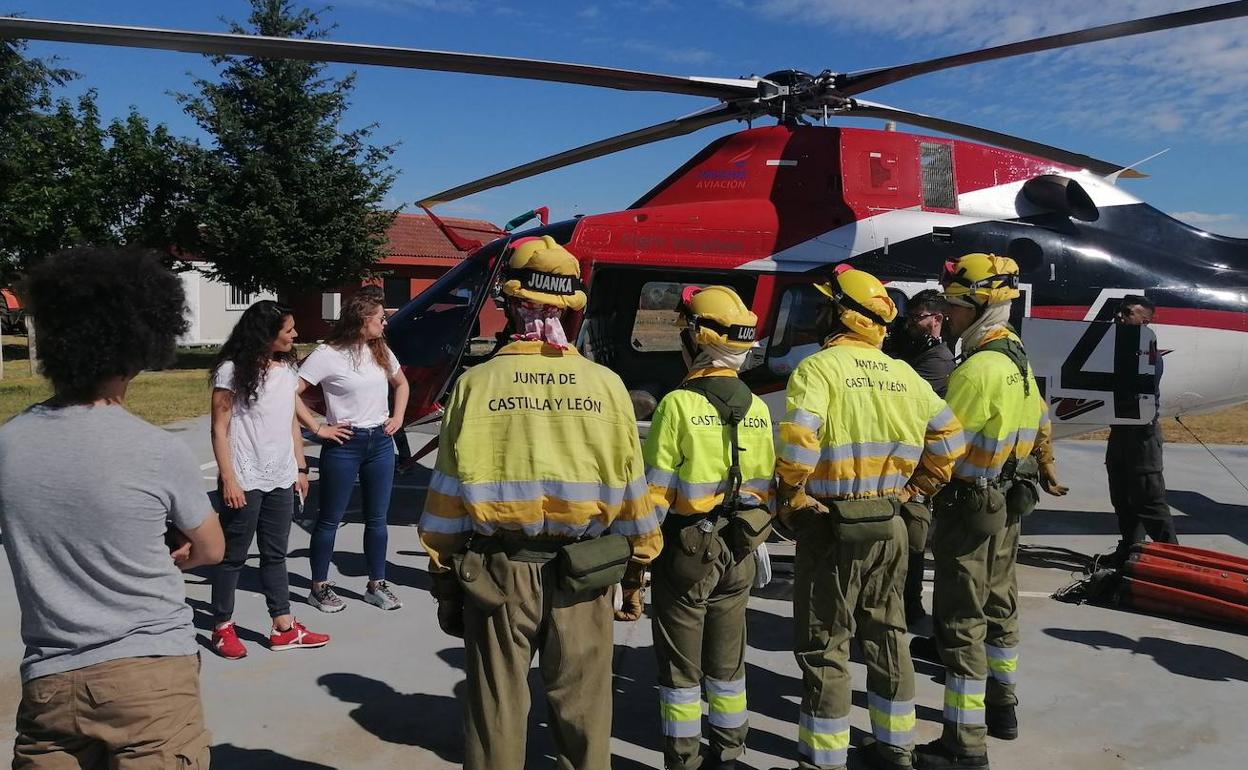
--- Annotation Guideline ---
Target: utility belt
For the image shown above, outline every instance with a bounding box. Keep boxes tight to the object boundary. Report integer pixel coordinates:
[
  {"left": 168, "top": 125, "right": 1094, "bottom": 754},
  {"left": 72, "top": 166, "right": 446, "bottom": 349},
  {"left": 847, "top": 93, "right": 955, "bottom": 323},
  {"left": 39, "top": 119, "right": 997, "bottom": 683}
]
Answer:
[
  {"left": 660, "top": 504, "right": 774, "bottom": 592},
  {"left": 453, "top": 530, "right": 632, "bottom": 614},
  {"left": 934, "top": 458, "right": 1040, "bottom": 536}
]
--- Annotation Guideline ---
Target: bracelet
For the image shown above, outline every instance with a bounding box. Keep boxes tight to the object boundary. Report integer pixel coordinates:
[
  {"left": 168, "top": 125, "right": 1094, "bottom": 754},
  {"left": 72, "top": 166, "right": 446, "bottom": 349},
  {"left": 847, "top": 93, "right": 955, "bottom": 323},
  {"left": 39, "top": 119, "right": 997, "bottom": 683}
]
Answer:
[{"left": 297, "top": 468, "right": 309, "bottom": 475}]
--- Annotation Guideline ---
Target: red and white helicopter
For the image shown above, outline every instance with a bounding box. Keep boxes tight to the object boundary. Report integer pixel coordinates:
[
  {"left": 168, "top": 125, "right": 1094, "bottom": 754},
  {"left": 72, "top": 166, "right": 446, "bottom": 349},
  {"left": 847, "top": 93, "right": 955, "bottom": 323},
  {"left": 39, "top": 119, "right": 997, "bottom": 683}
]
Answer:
[{"left": 5, "top": 3, "right": 1248, "bottom": 439}]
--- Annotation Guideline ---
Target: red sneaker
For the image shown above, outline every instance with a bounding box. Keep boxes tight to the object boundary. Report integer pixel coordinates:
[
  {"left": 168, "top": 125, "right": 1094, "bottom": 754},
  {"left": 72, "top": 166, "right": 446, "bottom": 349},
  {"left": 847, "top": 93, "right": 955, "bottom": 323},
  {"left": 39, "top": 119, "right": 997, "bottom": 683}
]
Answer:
[
  {"left": 269, "top": 619, "right": 330, "bottom": 651},
  {"left": 211, "top": 621, "right": 247, "bottom": 660}
]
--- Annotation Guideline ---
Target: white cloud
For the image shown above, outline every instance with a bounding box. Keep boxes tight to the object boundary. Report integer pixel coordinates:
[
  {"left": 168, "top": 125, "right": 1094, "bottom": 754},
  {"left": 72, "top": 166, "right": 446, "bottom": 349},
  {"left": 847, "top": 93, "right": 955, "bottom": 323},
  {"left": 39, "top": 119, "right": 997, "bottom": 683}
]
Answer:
[
  {"left": 737, "top": 1, "right": 1248, "bottom": 141},
  {"left": 578, "top": 5, "right": 602, "bottom": 21},
  {"left": 1170, "top": 211, "right": 1248, "bottom": 237},
  {"left": 617, "top": 39, "right": 717, "bottom": 66}
]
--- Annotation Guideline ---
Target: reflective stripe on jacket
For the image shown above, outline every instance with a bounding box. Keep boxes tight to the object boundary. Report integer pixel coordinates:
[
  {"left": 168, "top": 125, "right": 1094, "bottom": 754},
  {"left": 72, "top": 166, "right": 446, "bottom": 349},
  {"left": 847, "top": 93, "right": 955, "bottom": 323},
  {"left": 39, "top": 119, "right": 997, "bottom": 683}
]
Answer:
[
  {"left": 944, "top": 327, "right": 1051, "bottom": 483},
  {"left": 777, "top": 336, "right": 965, "bottom": 500},
  {"left": 418, "top": 340, "right": 661, "bottom": 572},
  {"left": 643, "top": 368, "right": 776, "bottom": 521}
]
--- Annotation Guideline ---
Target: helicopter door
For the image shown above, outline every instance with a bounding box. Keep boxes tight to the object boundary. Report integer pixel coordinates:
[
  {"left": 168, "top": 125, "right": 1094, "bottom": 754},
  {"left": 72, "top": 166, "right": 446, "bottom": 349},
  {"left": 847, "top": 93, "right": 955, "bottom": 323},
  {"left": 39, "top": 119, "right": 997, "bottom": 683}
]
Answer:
[{"left": 384, "top": 238, "right": 508, "bottom": 425}]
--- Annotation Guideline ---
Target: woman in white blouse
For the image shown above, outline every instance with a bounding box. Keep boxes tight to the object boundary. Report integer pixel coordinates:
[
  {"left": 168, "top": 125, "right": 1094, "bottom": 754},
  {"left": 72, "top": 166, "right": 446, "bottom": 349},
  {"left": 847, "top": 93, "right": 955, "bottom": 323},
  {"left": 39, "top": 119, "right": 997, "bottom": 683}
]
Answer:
[
  {"left": 209, "top": 301, "right": 330, "bottom": 659},
  {"left": 298, "top": 293, "right": 409, "bottom": 613}
]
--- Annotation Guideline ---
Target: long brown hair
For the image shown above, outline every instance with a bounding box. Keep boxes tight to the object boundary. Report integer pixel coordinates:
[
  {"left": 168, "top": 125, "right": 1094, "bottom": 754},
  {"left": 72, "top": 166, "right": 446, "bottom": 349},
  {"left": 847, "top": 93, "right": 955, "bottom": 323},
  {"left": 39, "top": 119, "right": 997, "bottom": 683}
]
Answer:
[{"left": 324, "top": 294, "right": 391, "bottom": 370}]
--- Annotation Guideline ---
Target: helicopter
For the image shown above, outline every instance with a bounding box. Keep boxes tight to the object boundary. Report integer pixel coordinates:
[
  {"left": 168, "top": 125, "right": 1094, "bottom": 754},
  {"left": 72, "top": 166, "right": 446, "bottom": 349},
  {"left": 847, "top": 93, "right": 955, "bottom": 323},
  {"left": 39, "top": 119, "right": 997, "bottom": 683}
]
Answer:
[{"left": 4, "top": 3, "right": 1248, "bottom": 441}]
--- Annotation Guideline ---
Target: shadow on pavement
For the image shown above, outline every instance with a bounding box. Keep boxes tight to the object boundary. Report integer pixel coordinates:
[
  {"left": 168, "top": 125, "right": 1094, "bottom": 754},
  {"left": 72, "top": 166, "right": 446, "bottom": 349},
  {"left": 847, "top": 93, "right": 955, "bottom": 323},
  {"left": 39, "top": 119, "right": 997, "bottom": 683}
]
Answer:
[
  {"left": 1026, "top": 489, "right": 1248, "bottom": 547},
  {"left": 210, "top": 744, "right": 335, "bottom": 769},
  {"left": 318, "top": 649, "right": 467, "bottom": 762},
  {"left": 1043, "top": 628, "right": 1248, "bottom": 682},
  {"left": 285, "top": 548, "right": 432, "bottom": 592}
]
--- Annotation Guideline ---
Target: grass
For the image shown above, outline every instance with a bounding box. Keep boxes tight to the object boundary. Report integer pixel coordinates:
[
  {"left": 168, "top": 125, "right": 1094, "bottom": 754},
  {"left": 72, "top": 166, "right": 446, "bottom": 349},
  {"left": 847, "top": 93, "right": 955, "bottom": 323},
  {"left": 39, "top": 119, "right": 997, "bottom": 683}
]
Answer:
[{"left": 1, "top": 335, "right": 218, "bottom": 426}]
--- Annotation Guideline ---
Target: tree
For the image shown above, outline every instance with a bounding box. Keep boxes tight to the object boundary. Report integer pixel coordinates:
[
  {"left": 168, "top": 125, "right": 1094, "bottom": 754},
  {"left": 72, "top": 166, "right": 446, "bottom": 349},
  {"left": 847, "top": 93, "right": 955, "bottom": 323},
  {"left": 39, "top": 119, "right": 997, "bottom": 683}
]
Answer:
[{"left": 176, "top": 0, "right": 399, "bottom": 296}]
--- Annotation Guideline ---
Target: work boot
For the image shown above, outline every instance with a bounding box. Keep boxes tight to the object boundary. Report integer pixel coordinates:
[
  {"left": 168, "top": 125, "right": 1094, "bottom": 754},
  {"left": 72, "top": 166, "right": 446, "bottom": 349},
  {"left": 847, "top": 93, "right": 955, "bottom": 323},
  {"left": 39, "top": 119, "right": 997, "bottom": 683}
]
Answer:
[
  {"left": 913, "top": 739, "right": 989, "bottom": 769},
  {"left": 909, "top": 634, "right": 940, "bottom": 663},
  {"left": 986, "top": 704, "right": 1018, "bottom": 740},
  {"left": 904, "top": 551, "right": 927, "bottom": 625},
  {"left": 859, "top": 736, "right": 913, "bottom": 769}
]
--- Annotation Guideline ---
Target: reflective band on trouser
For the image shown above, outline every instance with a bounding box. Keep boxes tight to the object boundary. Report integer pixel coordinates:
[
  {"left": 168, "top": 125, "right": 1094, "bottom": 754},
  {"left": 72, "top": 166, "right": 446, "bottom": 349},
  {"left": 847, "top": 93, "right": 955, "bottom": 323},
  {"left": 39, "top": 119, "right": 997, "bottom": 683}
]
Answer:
[
  {"left": 868, "top": 692, "right": 916, "bottom": 747},
  {"left": 943, "top": 676, "right": 986, "bottom": 726},
  {"left": 705, "top": 676, "right": 747, "bottom": 729},
  {"left": 986, "top": 644, "right": 1019, "bottom": 684},
  {"left": 660, "top": 685, "right": 703, "bottom": 738},
  {"left": 798, "top": 712, "right": 849, "bottom": 768}
]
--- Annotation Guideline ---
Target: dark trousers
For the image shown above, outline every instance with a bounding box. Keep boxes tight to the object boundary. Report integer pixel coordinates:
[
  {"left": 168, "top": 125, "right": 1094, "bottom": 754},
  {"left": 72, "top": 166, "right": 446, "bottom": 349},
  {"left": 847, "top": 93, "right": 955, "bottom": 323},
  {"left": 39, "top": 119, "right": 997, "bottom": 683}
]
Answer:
[
  {"left": 211, "top": 485, "right": 295, "bottom": 622},
  {"left": 310, "top": 426, "right": 395, "bottom": 583},
  {"left": 1107, "top": 465, "right": 1177, "bottom": 556}
]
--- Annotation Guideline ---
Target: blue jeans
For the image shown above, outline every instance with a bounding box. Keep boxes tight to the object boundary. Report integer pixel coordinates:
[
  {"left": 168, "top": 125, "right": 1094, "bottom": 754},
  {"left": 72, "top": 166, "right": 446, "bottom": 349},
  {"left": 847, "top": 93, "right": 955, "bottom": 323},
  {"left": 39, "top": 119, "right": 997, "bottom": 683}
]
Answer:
[{"left": 310, "top": 426, "right": 395, "bottom": 583}]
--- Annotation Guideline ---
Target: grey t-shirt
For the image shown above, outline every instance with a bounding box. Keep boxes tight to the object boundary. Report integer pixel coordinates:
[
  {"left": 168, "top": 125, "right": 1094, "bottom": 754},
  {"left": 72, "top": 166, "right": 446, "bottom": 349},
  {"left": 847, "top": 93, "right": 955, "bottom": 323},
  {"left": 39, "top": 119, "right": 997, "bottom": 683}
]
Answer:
[{"left": 0, "top": 403, "right": 209, "bottom": 682}]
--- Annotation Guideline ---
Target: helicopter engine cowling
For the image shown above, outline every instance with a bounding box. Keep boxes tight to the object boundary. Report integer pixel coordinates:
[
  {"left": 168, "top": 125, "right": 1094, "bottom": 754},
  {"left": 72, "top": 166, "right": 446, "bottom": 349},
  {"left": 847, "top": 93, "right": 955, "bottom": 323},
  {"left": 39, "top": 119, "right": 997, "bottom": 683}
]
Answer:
[{"left": 1023, "top": 174, "right": 1099, "bottom": 221}]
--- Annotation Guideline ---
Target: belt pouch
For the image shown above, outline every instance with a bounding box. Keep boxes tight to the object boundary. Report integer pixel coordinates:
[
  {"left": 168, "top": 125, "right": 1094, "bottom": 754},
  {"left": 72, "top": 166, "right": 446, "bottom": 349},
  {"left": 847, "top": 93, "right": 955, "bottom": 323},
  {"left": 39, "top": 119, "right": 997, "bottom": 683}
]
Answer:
[
  {"left": 664, "top": 519, "right": 723, "bottom": 592},
  {"left": 899, "top": 500, "right": 933, "bottom": 552},
  {"left": 725, "top": 506, "right": 774, "bottom": 561},
  {"left": 454, "top": 550, "right": 509, "bottom": 613},
  {"left": 935, "top": 482, "right": 1006, "bottom": 536},
  {"left": 557, "top": 533, "right": 632, "bottom": 594},
  {"left": 829, "top": 497, "right": 898, "bottom": 544},
  {"left": 1005, "top": 479, "right": 1039, "bottom": 520}
]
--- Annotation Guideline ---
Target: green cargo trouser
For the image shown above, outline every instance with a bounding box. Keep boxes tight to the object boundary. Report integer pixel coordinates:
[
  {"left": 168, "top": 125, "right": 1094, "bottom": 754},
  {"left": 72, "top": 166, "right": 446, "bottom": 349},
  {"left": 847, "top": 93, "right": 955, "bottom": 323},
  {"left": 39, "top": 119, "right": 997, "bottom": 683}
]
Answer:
[
  {"left": 931, "top": 483, "right": 1023, "bottom": 756},
  {"left": 651, "top": 523, "right": 756, "bottom": 770},
  {"left": 462, "top": 549, "right": 613, "bottom": 770},
  {"left": 794, "top": 511, "right": 915, "bottom": 770}
]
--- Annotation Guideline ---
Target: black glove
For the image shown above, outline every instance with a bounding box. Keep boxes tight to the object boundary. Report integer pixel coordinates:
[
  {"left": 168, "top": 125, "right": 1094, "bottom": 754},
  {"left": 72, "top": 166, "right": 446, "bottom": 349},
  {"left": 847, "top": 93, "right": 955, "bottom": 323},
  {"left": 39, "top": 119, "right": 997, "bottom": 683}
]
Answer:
[{"left": 432, "top": 571, "right": 465, "bottom": 638}]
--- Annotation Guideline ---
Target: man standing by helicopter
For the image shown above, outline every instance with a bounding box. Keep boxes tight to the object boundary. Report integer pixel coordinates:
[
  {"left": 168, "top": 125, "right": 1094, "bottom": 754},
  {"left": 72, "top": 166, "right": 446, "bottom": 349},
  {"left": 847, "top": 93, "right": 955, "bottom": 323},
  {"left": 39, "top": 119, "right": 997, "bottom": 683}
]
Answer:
[
  {"left": 884, "top": 289, "right": 956, "bottom": 625},
  {"left": 634, "top": 285, "right": 775, "bottom": 770},
  {"left": 417, "top": 235, "right": 662, "bottom": 770},
  {"left": 776, "top": 266, "right": 965, "bottom": 770},
  {"left": 911, "top": 254, "right": 1066, "bottom": 770},
  {"left": 1105, "top": 295, "right": 1177, "bottom": 565}
]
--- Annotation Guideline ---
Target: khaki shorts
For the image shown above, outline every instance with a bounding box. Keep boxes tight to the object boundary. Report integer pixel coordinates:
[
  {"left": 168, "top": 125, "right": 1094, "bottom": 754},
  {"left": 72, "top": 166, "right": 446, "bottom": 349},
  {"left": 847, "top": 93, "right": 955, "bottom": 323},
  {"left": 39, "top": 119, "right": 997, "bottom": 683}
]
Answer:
[{"left": 14, "top": 654, "right": 211, "bottom": 770}]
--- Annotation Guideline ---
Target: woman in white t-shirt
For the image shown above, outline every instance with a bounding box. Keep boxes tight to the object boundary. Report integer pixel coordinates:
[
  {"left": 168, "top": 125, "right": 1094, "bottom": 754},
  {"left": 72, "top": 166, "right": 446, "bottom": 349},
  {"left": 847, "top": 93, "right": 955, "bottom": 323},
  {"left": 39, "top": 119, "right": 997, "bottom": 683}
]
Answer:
[
  {"left": 298, "top": 293, "right": 409, "bottom": 613},
  {"left": 209, "top": 301, "right": 330, "bottom": 659}
]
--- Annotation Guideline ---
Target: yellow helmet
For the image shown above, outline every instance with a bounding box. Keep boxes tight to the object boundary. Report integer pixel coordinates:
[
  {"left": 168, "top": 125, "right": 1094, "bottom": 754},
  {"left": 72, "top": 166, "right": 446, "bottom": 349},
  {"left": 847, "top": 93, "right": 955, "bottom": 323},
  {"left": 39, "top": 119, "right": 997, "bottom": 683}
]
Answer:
[
  {"left": 500, "top": 235, "right": 587, "bottom": 311},
  {"left": 814, "top": 267, "right": 897, "bottom": 344},
  {"left": 940, "top": 253, "right": 1020, "bottom": 308},
  {"left": 679, "top": 285, "right": 758, "bottom": 351}
]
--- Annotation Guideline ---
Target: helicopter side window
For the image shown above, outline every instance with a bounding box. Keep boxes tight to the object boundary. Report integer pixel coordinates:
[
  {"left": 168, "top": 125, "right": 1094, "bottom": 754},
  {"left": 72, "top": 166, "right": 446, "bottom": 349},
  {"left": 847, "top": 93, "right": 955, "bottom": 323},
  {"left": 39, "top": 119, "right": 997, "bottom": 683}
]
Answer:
[
  {"left": 631, "top": 281, "right": 698, "bottom": 352},
  {"left": 766, "top": 284, "right": 828, "bottom": 376}
]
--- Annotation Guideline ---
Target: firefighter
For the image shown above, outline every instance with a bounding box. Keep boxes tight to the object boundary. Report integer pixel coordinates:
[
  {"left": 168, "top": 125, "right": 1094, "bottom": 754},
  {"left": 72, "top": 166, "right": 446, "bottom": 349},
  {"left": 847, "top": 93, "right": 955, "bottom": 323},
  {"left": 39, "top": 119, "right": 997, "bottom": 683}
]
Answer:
[
  {"left": 911, "top": 253, "right": 1066, "bottom": 770},
  {"left": 417, "top": 235, "right": 662, "bottom": 770},
  {"left": 776, "top": 266, "right": 966, "bottom": 770},
  {"left": 636, "top": 285, "right": 776, "bottom": 770},
  {"left": 884, "top": 289, "right": 957, "bottom": 625}
]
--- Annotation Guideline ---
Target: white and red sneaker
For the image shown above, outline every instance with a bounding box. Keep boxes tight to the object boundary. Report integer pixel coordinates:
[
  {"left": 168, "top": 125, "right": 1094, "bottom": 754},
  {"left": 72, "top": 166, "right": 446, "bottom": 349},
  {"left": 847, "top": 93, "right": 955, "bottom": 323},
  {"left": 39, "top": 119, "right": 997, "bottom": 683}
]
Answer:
[
  {"left": 212, "top": 621, "right": 247, "bottom": 660},
  {"left": 269, "top": 619, "right": 330, "bottom": 651}
]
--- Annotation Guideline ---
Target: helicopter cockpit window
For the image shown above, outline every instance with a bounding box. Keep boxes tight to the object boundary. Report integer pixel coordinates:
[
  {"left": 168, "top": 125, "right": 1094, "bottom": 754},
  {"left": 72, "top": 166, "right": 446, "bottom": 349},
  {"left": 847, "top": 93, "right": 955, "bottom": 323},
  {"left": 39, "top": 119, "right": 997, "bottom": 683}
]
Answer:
[
  {"left": 766, "top": 284, "right": 829, "bottom": 376},
  {"left": 631, "top": 281, "right": 695, "bottom": 352},
  {"left": 920, "top": 141, "right": 956, "bottom": 211}
]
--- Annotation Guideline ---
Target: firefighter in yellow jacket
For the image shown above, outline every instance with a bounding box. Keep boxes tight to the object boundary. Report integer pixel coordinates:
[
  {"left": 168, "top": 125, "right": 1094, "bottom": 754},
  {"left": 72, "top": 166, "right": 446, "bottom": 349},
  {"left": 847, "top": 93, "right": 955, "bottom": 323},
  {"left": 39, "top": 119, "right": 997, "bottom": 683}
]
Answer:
[
  {"left": 911, "top": 253, "right": 1066, "bottom": 770},
  {"left": 417, "top": 235, "right": 662, "bottom": 770},
  {"left": 777, "top": 266, "right": 966, "bottom": 770},
  {"left": 635, "top": 285, "right": 776, "bottom": 770}
]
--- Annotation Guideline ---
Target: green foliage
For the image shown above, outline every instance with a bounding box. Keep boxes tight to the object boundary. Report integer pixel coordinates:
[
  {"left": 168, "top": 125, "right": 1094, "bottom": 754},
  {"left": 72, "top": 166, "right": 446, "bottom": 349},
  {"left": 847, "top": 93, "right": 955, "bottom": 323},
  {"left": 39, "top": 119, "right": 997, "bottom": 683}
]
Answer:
[
  {"left": 177, "top": 0, "right": 399, "bottom": 295},
  {"left": 0, "top": 39, "right": 190, "bottom": 286}
]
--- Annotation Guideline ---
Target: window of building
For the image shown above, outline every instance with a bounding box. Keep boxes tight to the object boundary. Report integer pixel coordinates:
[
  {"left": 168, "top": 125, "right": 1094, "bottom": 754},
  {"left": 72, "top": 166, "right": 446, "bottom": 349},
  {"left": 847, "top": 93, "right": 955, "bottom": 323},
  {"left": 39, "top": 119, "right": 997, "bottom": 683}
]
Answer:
[
  {"left": 630, "top": 281, "right": 698, "bottom": 352},
  {"left": 383, "top": 278, "right": 410, "bottom": 309},
  {"left": 226, "top": 285, "right": 251, "bottom": 310},
  {"left": 920, "top": 141, "right": 956, "bottom": 210}
]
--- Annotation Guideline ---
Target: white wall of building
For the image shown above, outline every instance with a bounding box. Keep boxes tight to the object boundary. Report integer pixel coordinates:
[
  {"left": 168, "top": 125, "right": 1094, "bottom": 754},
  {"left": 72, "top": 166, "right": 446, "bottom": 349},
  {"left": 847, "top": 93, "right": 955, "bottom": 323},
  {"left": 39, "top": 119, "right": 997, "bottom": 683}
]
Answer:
[{"left": 178, "top": 267, "right": 277, "bottom": 346}]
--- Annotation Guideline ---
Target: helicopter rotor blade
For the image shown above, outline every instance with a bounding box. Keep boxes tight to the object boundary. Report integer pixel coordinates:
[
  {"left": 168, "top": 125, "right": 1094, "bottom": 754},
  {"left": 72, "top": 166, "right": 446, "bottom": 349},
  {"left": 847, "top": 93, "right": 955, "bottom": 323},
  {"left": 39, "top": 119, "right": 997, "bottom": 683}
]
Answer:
[
  {"left": 838, "top": 1, "right": 1248, "bottom": 96},
  {"left": 419, "top": 103, "right": 748, "bottom": 207},
  {"left": 845, "top": 100, "right": 1145, "bottom": 178},
  {"left": 0, "top": 17, "right": 759, "bottom": 100}
]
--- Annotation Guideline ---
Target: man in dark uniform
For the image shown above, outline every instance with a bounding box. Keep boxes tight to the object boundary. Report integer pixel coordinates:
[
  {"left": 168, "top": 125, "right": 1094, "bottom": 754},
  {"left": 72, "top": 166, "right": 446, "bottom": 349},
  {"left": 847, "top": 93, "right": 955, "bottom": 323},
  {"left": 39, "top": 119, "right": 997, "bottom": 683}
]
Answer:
[
  {"left": 885, "top": 290, "right": 956, "bottom": 624},
  {"left": 1105, "top": 295, "right": 1177, "bottom": 565}
]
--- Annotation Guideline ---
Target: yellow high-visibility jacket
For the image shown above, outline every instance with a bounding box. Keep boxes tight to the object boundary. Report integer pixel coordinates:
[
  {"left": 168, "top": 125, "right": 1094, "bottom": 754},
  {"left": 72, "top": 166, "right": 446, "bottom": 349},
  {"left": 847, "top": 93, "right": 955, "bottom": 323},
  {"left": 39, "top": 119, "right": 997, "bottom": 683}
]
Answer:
[
  {"left": 418, "top": 341, "right": 661, "bottom": 572},
  {"left": 777, "top": 336, "right": 965, "bottom": 501},
  {"left": 939, "top": 327, "right": 1052, "bottom": 484},
  {"left": 644, "top": 368, "right": 776, "bottom": 520}
]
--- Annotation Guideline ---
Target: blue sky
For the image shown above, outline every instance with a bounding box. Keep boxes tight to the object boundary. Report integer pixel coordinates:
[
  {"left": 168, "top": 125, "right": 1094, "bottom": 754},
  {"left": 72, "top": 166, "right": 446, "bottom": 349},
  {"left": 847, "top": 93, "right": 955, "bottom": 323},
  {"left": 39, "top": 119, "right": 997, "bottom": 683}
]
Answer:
[{"left": 13, "top": 0, "right": 1248, "bottom": 235}]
